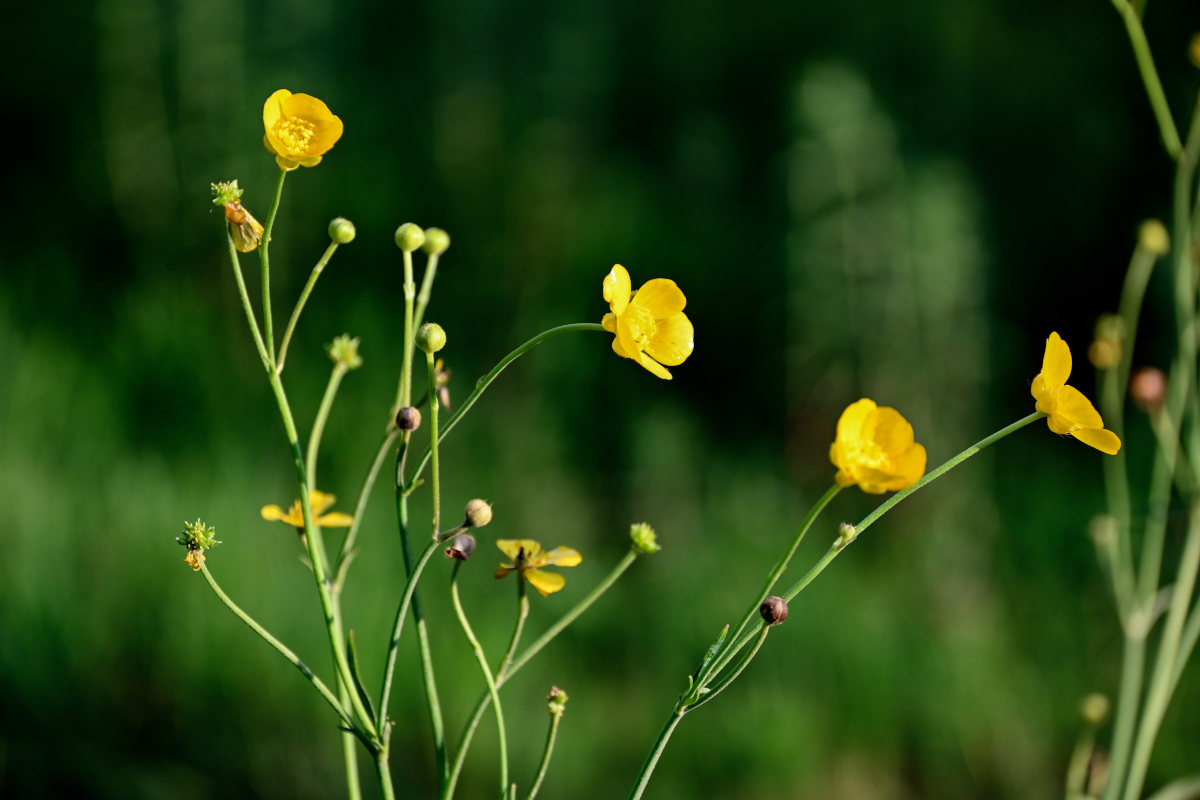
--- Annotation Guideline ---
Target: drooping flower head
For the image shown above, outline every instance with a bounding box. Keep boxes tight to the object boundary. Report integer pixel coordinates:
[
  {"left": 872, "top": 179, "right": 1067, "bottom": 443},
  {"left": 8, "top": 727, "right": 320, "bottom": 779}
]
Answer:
[
  {"left": 495, "top": 539, "right": 581, "bottom": 596},
  {"left": 601, "top": 265, "right": 694, "bottom": 380},
  {"left": 177, "top": 519, "right": 221, "bottom": 571},
  {"left": 1031, "top": 332, "right": 1121, "bottom": 454},
  {"left": 261, "top": 490, "right": 354, "bottom": 528},
  {"left": 262, "top": 90, "right": 344, "bottom": 171},
  {"left": 830, "top": 398, "right": 927, "bottom": 494}
]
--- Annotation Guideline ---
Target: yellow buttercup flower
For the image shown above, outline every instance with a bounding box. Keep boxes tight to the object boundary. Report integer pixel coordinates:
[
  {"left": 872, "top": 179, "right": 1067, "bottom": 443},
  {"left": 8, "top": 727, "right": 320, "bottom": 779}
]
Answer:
[
  {"left": 1031, "top": 332, "right": 1121, "bottom": 454},
  {"left": 495, "top": 539, "right": 582, "bottom": 596},
  {"left": 601, "top": 265, "right": 694, "bottom": 380},
  {"left": 261, "top": 490, "right": 354, "bottom": 528},
  {"left": 830, "top": 398, "right": 927, "bottom": 494},
  {"left": 262, "top": 89, "right": 344, "bottom": 171}
]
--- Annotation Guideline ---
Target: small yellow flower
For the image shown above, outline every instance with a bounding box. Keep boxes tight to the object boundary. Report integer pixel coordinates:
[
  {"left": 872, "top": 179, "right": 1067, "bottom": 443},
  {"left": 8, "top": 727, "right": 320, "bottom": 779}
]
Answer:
[
  {"left": 262, "top": 89, "right": 344, "bottom": 171},
  {"left": 261, "top": 490, "right": 354, "bottom": 528},
  {"left": 601, "top": 264, "right": 694, "bottom": 380},
  {"left": 829, "top": 398, "right": 927, "bottom": 494},
  {"left": 1031, "top": 332, "right": 1121, "bottom": 454},
  {"left": 495, "top": 539, "right": 582, "bottom": 596}
]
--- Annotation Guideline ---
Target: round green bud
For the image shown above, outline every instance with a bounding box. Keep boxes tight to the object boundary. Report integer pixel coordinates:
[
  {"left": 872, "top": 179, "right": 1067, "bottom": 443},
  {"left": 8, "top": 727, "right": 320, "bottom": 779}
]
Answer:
[
  {"left": 394, "top": 222, "right": 426, "bottom": 253},
  {"left": 416, "top": 322, "right": 447, "bottom": 354},
  {"left": 423, "top": 227, "right": 451, "bottom": 256},
  {"left": 329, "top": 217, "right": 356, "bottom": 244},
  {"left": 629, "top": 522, "right": 661, "bottom": 554},
  {"left": 1080, "top": 693, "right": 1110, "bottom": 726},
  {"left": 1138, "top": 219, "right": 1170, "bottom": 257},
  {"left": 464, "top": 498, "right": 493, "bottom": 528}
]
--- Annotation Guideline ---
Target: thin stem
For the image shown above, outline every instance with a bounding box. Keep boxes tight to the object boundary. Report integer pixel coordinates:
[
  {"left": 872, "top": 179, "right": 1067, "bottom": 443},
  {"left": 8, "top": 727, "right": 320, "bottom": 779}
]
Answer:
[
  {"left": 259, "top": 168, "right": 288, "bottom": 364},
  {"left": 527, "top": 708, "right": 563, "bottom": 800},
  {"left": 689, "top": 624, "right": 771, "bottom": 712},
  {"left": 391, "top": 249, "right": 418, "bottom": 421},
  {"left": 334, "top": 598, "right": 363, "bottom": 800},
  {"left": 1104, "top": 634, "right": 1147, "bottom": 800},
  {"left": 405, "top": 324, "right": 607, "bottom": 490},
  {"left": 450, "top": 562, "right": 509, "bottom": 798},
  {"left": 628, "top": 706, "right": 686, "bottom": 800},
  {"left": 701, "top": 484, "right": 841, "bottom": 684},
  {"left": 334, "top": 429, "right": 399, "bottom": 593},
  {"left": 224, "top": 231, "right": 271, "bottom": 370},
  {"left": 266, "top": 371, "right": 378, "bottom": 740},
  {"left": 1065, "top": 725, "right": 1099, "bottom": 799},
  {"left": 1145, "top": 775, "right": 1200, "bottom": 800},
  {"left": 445, "top": 549, "right": 641, "bottom": 799},
  {"left": 198, "top": 563, "right": 361, "bottom": 738},
  {"left": 500, "top": 579, "right": 530, "bottom": 676},
  {"left": 1109, "top": 0, "right": 1182, "bottom": 159},
  {"left": 376, "top": 752, "right": 397, "bottom": 800},
  {"left": 277, "top": 241, "right": 340, "bottom": 373},
  {"left": 413, "top": 252, "right": 441, "bottom": 339},
  {"left": 1171, "top": 593, "right": 1200, "bottom": 692},
  {"left": 427, "top": 351, "right": 442, "bottom": 540},
  {"left": 307, "top": 362, "right": 349, "bottom": 491},
  {"left": 377, "top": 536, "right": 442, "bottom": 726}
]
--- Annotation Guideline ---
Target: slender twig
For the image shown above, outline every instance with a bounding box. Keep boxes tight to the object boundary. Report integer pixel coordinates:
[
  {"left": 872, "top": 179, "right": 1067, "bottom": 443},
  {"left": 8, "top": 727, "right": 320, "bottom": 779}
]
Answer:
[
  {"left": 527, "top": 705, "right": 564, "bottom": 800},
  {"left": 258, "top": 168, "right": 288, "bottom": 364},
  {"left": 307, "top": 362, "right": 349, "bottom": 490},
  {"left": 1109, "top": 0, "right": 1182, "bottom": 159},
  {"left": 278, "top": 241, "right": 340, "bottom": 373}
]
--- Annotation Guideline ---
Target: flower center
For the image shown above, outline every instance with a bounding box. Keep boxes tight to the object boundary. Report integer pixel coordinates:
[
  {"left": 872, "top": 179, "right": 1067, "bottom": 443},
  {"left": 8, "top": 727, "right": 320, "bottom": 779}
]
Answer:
[
  {"left": 275, "top": 117, "right": 317, "bottom": 153},
  {"left": 844, "top": 438, "right": 889, "bottom": 472},
  {"left": 624, "top": 304, "right": 657, "bottom": 350}
]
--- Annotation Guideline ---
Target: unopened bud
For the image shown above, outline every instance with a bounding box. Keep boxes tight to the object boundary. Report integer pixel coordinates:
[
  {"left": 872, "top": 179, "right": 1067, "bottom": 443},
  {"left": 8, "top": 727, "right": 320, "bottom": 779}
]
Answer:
[
  {"left": 836, "top": 522, "right": 858, "bottom": 549},
  {"left": 1189, "top": 33, "right": 1200, "bottom": 69},
  {"left": 417, "top": 322, "right": 447, "bottom": 354},
  {"left": 423, "top": 227, "right": 451, "bottom": 256},
  {"left": 329, "top": 217, "right": 356, "bottom": 244},
  {"left": 396, "top": 406, "right": 422, "bottom": 431},
  {"left": 394, "top": 222, "right": 426, "bottom": 253},
  {"left": 629, "top": 522, "right": 661, "bottom": 554},
  {"left": 464, "top": 499, "right": 493, "bottom": 528},
  {"left": 1129, "top": 367, "right": 1166, "bottom": 412},
  {"left": 548, "top": 686, "right": 569, "bottom": 717},
  {"left": 1138, "top": 219, "right": 1170, "bottom": 257},
  {"left": 1080, "top": 693, "right": 1110, "bottom": 726},
  {"left": 327, "top": 334, "right": 362, "bottom": 370},
  {"left": 444, "top": 533, "right": 476, "bottom": 561},
  {"left": 1089, "top": 314, "right": 1123, "bottom": 370},
  {"left": 759, "top": 596, "right": 789, "bottom": 626}
]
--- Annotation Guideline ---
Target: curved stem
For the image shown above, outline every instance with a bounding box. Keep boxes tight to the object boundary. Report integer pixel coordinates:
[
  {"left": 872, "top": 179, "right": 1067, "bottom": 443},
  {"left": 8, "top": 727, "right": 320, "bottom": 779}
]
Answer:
[
  {"left": 278, "top": 241, "right": 340, "bottom": 373},
  {"left": 377, "top": 536, "right": 442, "bottom": 724},
  {"left": 405, "top": 324, "right": 607, "bottom": 490},
  {"left": 1109, "top": 0, "right": 1182, "bottom": 159},
  {"left": 689, "top": 623, "right": 771, "bottom": 712},
  {"left": 307, "top": 362, "right": 348, "bottom": 491},
  {"left": 224, "top": 231, "right": 270, "bottom": 370},
  {"left": 526, "top": 707, "right": 563, "bottom": 800},
  {"left": 427, "top": 351, "right": 442, "bottom": 540},
  {"left": 500, "top": 579, "right": 530, "bottom": 676},
  {"left": 198, "top": 563, "right": 361, "bottom": 738},
  {"left": 413, "top": 252, "right": 441, "bottom": 341},
  {"left": 391, "top": 249, "right": 418, "bottom": 421},
  {"left": 628, "top": 706, "right": 686, "bottom": 800},
  {"left": 451, "top": 562, "right": 509, "bottom": 798},
  {"left": 334, "top": 429, "right": 399, "bottom": 593},
  {"left": 258, "top": 168, "right": 288, "bottom": 364}
]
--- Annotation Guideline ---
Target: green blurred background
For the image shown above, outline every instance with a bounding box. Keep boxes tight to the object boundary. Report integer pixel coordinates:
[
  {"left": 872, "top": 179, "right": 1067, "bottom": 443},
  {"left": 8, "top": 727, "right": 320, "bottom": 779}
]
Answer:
[{"left": 3, "top": 0, "right": 1198, "bottom": 797}]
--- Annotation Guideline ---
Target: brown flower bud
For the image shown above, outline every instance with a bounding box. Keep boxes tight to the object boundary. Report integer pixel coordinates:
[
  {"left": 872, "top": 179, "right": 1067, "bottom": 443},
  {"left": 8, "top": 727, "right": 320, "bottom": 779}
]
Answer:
[
  {"left": 759, "top": 596, "right": 789, "bottom": 626},
  {"left": 444, "top": 533, "right": 476, "bottom": 560},
  {"left": 1129, "top": 367, "right": 1166, "bottom": 413},
  {"left": 397, "top": 406, "right": 422, "bottom": 431},
  {"left": 464, "top": 498, "right": 493, "bottom": 528}
]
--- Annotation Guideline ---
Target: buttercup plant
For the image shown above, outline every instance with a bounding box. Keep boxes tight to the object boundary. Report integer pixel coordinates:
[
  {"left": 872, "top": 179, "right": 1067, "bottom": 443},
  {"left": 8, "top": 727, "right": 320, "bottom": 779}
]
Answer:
[{"left": 182, "top": 48, "right": 1200, "bottom": 797}]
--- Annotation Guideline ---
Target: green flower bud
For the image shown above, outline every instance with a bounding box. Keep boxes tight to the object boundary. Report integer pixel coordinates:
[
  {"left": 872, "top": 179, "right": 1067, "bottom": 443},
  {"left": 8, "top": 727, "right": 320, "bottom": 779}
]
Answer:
[
  {"left": 1080, "top": 693, "right": 1110, "bottom": 726},
  {"left": 423, "top": 227, "right": 451, "bottom": 256},
  {"left": 210, "top": 180, "right": 244, "bottom": 206},
  {"left": 1137, "top": 219, "right": 1170, "bottom": 257},
  {"left": 329, "top": 217, "right": 357, "bottom": 244},
  {"left": 547, "top": 686, "right": 569, "bottom": 718},
  {"left": 327, "top": 334, "right": 363, "bottom": 370},
  {"left": 835, "top": 522, "right": 858, "bottom": 550},
  {"left": 394, "top": 222, "right": 426, "bottom": 253},
  {"left": 464, "top": 498, "right": 493, "bottom": 528},
  {"left": 417, "top": 322, "right": 446, "bottom": 354},
  {"left": 629, "top": 522, "right": 661, "bottom": 554},
  {"left": 177, "top": 518, "right": 221, "bottom": 571}
]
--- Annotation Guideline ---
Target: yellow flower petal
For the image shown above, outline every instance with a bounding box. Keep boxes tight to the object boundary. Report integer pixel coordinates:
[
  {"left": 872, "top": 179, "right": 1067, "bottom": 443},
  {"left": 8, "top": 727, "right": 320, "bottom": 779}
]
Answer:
[
  {"left": 866, "top": 407, "right": 915, "bottom": 454},
  {"left": 1041, "top": 332, "right": 1072, "bottom": 389},
  {"left": 602, "top": 312, "right": 618, "bottom": 333},
  {"left": 524, "top": 568, "right": 566, "bottom": 596},
  {"left": 317, "top": 512, "right": 354, "bottom": 527},
  {"left": 616, "top": 305, "right": 653, "bottom": 360},
  {"left": 631, "top": 278, "right": 687, "bottom": 317},
  {"left": 542, "top": 547, "right": 582, "bottom": 567},
  {"left": 603, "top": 265, "right": 631, "bottom": 315},
  {"left": 495, "top": 564, "right": 516, "bottom": 579},
  {"left": 1054, "top": 385, "right": 1104, "bottom": 429},
  {"left": 836, "top": 399, "right": 877, "bottom": 444},
  {"left": 611, "top": 336, "right": 632, "bottom": 359},
  {"left": 645, "top": 313, "right": 694, "bottom": 367},
  {"left": 497, "top": 539, "right": 541, "bottom": 562},
  {"left": 309, "top": 490, "right": 337, "bottom": 516},
  {"left": 1072, "top": 427, "right": 1122, "bottom": 455},
  {"left": 889, "top": 442, "right": 927, "bottom": 488},
  {"left": 634, "top": 350, "right": 673, "bottom": 380},
  {"left": 261, "top": 504, "right": 287, "bottom": 521}
]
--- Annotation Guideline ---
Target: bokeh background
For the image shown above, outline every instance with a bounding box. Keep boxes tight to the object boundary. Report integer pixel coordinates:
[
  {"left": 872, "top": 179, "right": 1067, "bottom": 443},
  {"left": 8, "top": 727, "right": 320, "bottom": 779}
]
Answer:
[{"left": 3, "top": 0, "right": 1198, "bottom": 797}]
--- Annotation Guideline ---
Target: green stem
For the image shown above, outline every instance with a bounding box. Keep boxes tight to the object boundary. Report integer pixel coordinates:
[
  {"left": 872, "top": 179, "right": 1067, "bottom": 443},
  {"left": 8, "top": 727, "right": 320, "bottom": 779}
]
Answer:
[
  {"left": 334, "top": 429, "right": 399, "bottom": 593},
  {"left": 265, "top": 371, "right": 378, "bottom": 740},
  {"left": 628, "top": 706, "right": 686, "bottom": 800},
  {"left": 223, "top": 231, "right": 270, "bottom": 370},
  {"left": 277, "top": 241, "right": 340, "bottom": 373},
  {"left": 444, "top": 549, "right": 640, "bottom": 799},
  {"left": 1145, "top": 775, "right": 1200, "bottom": 800},
  {"left": 391, "top": 249, "right": 418, "bottom": 421},
  {"left": 427, "top": 351, "right": 442, "bottom": 539},
  {"left": 198, "top": 563, "right": 361, "bottom": 739},
  {"left": 451, "top": 562, "right": 509, "bottom": 798},
  {"left": 1105, "top": 635, "right": 1147, "bottom": 800},
  {"left": 413, "top": 252, "right": 441, "bottom": 339},
  {"left": 259, "top": 168, "right": 288, "bottom": 364},
  {"left": 689, "top": 623, "right": 771, "bottom": 712},
  {"left": 1171, "top": 593, "right": 1200, "bottom": 693},
  {"left": 701, "top": 484, "right": 841, "bottom": 684},
  {"left": 405, "top": 324, "right": 607, "bottom": 491},
  {"left": 377, "top": 535, "right": 443, "bottom": 728},
  {"left": 376, "top": 752, "right": 397, "bottom": 800},
  {"left": 1109, "top": 0, "right": 1182, "bottom": 159},
  {"left": 526, "top": 707, "right": 563, "bottom": 800},
  {"left": 1065, "top": 725, "right": 1099, "bottom": 799},
  {"left": 307, "top": 362, "right": 349, "bottom": 491},
  {"left": 334, "top": 599, "right": 363, "bottom": 800},
  {"left": 500, "top": 579, "right": 530, "bottom": 676}
]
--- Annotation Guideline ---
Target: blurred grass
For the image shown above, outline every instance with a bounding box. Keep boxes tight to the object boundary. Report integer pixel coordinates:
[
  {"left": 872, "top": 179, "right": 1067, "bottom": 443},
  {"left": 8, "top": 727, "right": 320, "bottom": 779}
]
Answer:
[{"left": 2, "top": 0, "right": 1199, "bottom": 796}]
